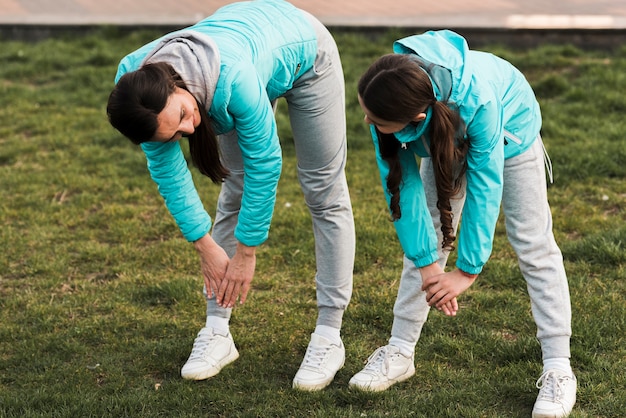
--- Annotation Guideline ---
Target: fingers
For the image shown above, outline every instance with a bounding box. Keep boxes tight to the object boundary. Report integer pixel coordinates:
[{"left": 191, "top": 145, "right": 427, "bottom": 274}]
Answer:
[
  {"left": 433, "top": 299, "right": 459, "bottom": 316},
  {"left": 426, "top": 285, "right": 460, "bottom": 316},
  {"left": 205, "top": 277, "right": 220, "bottom": 299},
  {"left": 440, "top": 304, "right": 452, "bottom": 316},
  {"left": 239, "top": 281, "right": 251, "bottom": 305},
  {"left": 425, "top": 285, "right": 445, "bottom": 306},
  {"left": 439, "top": 299, "right": 458, "bottom": 316},
  {"left": 216, "top": 278, "right": 247, "bottom": 308},
  {"left": 216, "top": 278, "right": 234, "bottom": 308}
]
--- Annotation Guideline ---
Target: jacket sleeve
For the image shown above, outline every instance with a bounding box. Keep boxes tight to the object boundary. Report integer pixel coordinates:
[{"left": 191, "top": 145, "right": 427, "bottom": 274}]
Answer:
[
  {"left": 140, "top": 141, "right": 212, "bottom": 242},
  {"left": 370, "top": 126, "right": 439, "bottom": 268},
  {"left": 456, "top": 100, "right": 505, "bottom": 274},
  {"left": 225, "top": 63, "right": 282, "bottom": 247}
]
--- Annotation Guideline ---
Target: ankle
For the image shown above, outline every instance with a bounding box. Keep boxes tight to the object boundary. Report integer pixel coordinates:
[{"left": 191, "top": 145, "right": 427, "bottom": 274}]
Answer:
[
  {"left": 314, "top": 325, "right": 341, "bottom": 346},
  {"left": 388, "top": 336, "right": 415, "bottom": 357},
  {"left": 543, "top": 358, "right": 572, "bottom": 376},
  {"left": 205, "top": 316, "right": 230, "bottom": 335}
]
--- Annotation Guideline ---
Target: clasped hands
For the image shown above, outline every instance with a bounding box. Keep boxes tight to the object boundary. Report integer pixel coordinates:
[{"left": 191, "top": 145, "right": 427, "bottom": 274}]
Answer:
[
  {"left": 420, "top": 263, "right": 477, "bottom": 316},
  {"left": 194, "top": 234, "right": 256, "bottom": 308}
]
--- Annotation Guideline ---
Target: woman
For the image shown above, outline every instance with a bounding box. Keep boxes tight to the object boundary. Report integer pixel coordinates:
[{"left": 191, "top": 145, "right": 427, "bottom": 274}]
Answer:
[
  {"left": 350, "top": 30, "right": 575, "bottom": 418},
  {"left": 107, "top": 0, "right": 354, "bottom": 391}
]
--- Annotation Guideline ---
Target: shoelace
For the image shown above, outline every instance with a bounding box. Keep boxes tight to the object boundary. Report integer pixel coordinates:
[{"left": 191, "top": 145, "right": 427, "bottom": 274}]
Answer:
[
  {"left": 536, "top": 370, "right": 568, "bottom": 402},
  {"left": 302, "top": 344, "right": 332, "bottom": 368},
  {"left": 188, "top": 328, "right": 218, "bottom": 360},
  {"left": 363, "top": 346, "right": 391, "bottom": 374}
]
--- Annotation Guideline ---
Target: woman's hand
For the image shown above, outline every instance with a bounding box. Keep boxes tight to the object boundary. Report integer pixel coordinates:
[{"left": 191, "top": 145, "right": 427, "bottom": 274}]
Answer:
[
  {"left": 216, "top": 242, "right": 256, "bottom": 308},
  {"left": 421, "top": 269, "right": 477, "bottom": 316},
  {"left": 194, "top": 234, "right": 230, "bottom": 299}
]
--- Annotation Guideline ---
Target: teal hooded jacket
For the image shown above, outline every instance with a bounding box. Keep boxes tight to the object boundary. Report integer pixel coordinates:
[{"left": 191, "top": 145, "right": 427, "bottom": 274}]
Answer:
[
  {"left": 371, "top": 30, "right": 542, "bottom": 274},
  {"left": 113, "top": 0, "right": 317, "bottom": 245}
]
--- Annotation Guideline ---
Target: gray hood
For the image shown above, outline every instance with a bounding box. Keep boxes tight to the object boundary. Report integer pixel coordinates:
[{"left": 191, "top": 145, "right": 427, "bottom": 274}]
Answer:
[{"left": 142, "top": 30, "right": 220, "bottom": 109}]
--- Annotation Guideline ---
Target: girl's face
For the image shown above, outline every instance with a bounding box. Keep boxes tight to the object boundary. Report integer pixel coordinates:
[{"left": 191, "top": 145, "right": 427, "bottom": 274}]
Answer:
[
  {"left": 152, "top": 87, "right": 202, "bottom": 142},
  {"left": 358, "top": 95, "right": 426, "bottom": 134}
]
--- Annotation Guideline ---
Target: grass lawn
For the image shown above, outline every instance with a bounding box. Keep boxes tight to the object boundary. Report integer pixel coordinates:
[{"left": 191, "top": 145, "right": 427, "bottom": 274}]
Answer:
[{"left": 0, "top": 28, "right": 625, "bottom": 417}]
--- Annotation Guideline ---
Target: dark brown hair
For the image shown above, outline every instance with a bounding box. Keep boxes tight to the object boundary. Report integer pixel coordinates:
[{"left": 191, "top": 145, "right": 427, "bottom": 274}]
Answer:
[
  {"left": 106, "top": 62, "right": 228, "bottom": 184},
  {"left": 358, "top": 54, "right": 468, "bottom": 250}
]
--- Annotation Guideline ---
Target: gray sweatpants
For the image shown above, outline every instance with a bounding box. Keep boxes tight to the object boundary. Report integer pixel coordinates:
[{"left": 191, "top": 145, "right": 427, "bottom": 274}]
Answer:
[
  {"left": 205, "top": 12, "right": 355, "bottom": 330},
  {"left": 391, "top": 137, "right": 572, "bottom": 361}
]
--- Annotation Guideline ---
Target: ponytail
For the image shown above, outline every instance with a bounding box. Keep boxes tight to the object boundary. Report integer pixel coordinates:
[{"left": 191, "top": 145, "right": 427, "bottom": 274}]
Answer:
[
  {"left": 429, "top": 101, "right": 468, "bottom": 250},
  {"left": 376, "top": 128, "right": 402, "bottom": 220},
  {"left": 188, "top": 109, "right": 229, "bottom": 184}
]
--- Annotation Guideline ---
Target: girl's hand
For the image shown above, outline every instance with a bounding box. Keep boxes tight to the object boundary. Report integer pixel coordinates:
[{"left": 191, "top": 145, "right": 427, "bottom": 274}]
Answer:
[
  {"left": 438, "top": 297, "right": 459, "bottom": 317},
  {"left": 421, "top": 269, "right": 477, "bottom": 316},
  {"left": 419, "top": 263, "right": 457, "bottom": 316}
]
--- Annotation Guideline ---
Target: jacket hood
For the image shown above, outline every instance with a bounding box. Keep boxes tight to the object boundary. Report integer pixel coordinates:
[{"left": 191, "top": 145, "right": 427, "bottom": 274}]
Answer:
[
  {"left": 393, "top": 30, "right": 471, "bottom": 100},
  {"left": 142, "top": 30, "right": 220, "bottom": 109},
  {"left": 391, "top": 30, "right": 472, "bottom": 145}
]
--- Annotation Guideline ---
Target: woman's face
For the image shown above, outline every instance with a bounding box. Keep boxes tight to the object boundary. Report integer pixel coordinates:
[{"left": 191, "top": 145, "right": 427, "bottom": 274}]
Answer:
[
  {"left": 152, "top": 87, "right": 202, "bottom": 142},
  {"left": 358, "top": 95, "right": 426, "bottom": 134}
]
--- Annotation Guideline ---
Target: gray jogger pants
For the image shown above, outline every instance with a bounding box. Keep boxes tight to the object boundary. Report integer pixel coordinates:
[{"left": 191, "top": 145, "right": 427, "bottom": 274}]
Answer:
[
  {"left": 391, "top": 137, "right": 572, "bottom": 360},
  {"left": 205, "top": 12, "right": 355, "bottom": 331}
]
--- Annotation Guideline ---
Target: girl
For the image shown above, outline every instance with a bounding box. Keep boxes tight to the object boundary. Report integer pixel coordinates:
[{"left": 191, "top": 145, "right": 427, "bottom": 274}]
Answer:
[
  {"left": 351, "top": 30, "right": 575, "bottom": 418},
  {"left": 107, "top": 0, "right": 354, "bottom": 391}
]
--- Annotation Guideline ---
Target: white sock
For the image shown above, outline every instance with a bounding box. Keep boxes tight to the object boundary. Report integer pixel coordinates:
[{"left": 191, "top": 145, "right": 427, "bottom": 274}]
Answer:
[
  {"left": 314, "top": 325, "right": 341, "bottom": 345},
  {"left": 389, "top": 336, "right": 415, "bottom": 358},
  {"left": 205, "top": 316, "right": 230, "bottom": 335},
  {"left": 543, "top": 357, "right": 573, "bottom": 376}
]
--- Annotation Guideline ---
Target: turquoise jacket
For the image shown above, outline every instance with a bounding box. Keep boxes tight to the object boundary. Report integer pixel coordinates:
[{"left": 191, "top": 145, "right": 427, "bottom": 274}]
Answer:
[
  {"left": 113, "top": 0, "right": 317, "bottom": 245},
  {"left": 371, "top": 30, "right": 542, "bottom": 274}
]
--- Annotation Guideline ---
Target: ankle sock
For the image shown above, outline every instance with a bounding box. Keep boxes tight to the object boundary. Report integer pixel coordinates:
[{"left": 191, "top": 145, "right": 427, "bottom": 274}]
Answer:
[
  {"left": 543, "top": 357, "right": 573, "bottom": 376},
  {"left": 205, "top": 316, "right": 230, "bottom": 335},
  {"left": 314, "top": 325, "right": 341, "bottom": 345},
  {"left": 389, "top": 336, "right": 415, "bottom": 358}
]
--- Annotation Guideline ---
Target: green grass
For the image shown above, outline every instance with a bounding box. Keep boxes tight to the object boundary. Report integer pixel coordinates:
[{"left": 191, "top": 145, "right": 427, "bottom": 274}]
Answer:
[{"left": 1, "top": 28, "right": 625, "bottom": 417}]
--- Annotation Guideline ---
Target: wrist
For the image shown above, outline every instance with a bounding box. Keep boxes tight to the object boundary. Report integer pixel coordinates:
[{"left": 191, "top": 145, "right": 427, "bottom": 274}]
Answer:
[
  {"left": 458, "top": 269, "right": 478, "bottom": 280},
  {"left": 419, "top": 261, "right": 443, "bottom": 277},
  {"left": 236, "top": 242, "right": 256, "bottom": 257},
  {"left": 193, "top": 233, "right": 215, "bottom": 252}
]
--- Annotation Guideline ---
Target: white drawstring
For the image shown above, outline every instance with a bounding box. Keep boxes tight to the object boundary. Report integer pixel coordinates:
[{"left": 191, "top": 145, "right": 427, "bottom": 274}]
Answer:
[{"left": 540, "top": 136, "right": 554, "bottom": 184}]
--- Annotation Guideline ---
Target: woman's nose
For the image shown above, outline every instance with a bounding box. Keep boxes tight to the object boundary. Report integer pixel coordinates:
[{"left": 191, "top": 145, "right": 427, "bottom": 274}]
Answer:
[{"left": 182, "top": 117, "right": 195, "bottom": 134}]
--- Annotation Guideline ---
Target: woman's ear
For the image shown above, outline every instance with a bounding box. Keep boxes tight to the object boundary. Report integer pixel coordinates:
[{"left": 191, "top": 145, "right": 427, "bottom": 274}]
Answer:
[{"left": 412, "top": 112, "right": 427, "bottom": 122}]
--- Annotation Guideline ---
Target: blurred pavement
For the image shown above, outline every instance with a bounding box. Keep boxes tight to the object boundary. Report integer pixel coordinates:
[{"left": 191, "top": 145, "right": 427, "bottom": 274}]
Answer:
[{"left": 0, "top": 0, "right": 625, "bottom": 29}]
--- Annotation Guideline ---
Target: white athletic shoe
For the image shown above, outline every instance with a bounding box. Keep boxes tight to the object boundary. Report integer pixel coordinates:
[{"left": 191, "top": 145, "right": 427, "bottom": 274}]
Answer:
[
  {"left": 180, "top": 327, "right": 239, "bottom": 380},
  {"left": 349, "top": 345, "right": 415, "bottom": 391},
  {"left": 292, "top": 333, "right": 345, "bottom": 391},
  {"left": 532, "top": 369, "right": 577, "bottom": 418}
]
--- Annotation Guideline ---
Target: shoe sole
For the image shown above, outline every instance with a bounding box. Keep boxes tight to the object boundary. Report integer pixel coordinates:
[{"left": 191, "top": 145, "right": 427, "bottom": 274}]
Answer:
[
  {"left": 349, "top": 367, "right": 415, "bottom": 392},
  {"left": 181, "top": 349, "right": 240, "bottom": 381},
  {"left": 531, "top": 413, "right": 566, "bottom": 418},
  {"left": 292, "top": 359, "right": 345, "bottom": 391},
  {"left": 532, "top": 408, "right": 572, "bottom": 418}
]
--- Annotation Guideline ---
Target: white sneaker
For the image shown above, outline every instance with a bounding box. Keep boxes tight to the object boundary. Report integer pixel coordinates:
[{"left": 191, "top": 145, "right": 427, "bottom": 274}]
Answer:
[
  {"left": 180, "top": 327, "right": 239, "bottom": 380},
  {"left": 532, "top": 369, "right": 577, "bottom": 418},
  {"left": 292, "top": 333, "right": 345, "bottom": 391},
  {"left": 349, "top": 345, "right": 415, "bottom": 392}
]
